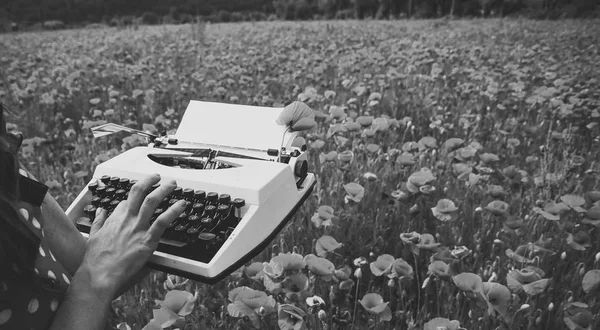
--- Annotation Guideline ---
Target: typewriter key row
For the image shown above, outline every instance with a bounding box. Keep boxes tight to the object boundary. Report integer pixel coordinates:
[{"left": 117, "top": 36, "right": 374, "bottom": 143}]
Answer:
[{"left": 82, "top": 176, "right": 246, "bottom": 257}]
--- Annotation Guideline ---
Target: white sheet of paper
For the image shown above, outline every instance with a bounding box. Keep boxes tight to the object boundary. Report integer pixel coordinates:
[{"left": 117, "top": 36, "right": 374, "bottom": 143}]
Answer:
[{"left": 174, "top": 100, "right": 295, "bottom": 152}]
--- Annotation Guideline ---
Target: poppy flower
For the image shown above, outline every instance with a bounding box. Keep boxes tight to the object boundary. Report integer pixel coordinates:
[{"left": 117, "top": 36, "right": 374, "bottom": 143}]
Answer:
[
  {"left": 480, "top": 152, "right": 500, "bottom": 164},
  {"left": 431, "top": 199, "right": 459, "bottom": 222},
  {"left": 369, "top": 254, "right": 395, "bottom": 276},
  {"left": 311, "top": 205, "right": 336, "bottom": 228},
  {"left": 304, "top": 254, "right": 335, "bottom": 281},
  {"left": 149, "top": 290, "right": 198, "bottom": 328},
  {"left": 506, "top": 268, "right": 542, "bottom": 293},
  {"left": 363, "top": 172, "right": 377, "bottom": 181},
  {"left": 582, "top": 270, "right": 600, "bottom": 294},
  {"left": 563, "top": 302, "right": 593, "bottom": 330},
  {"left": 244, "top": 262, "right": 265, "bottom": 280},
  {"left": 371, "top": 117, "right": 389, "bottom": 132},
  {"left": 482, "top": 282, "right": 511, "bottom": 317},
  {"left": 359, "top": 293, "right": 392, "bottom": 322},
  {"left": 306, "top": 295, "right": 326, "bottom": 307},
  {"left": 442, "top": 138, "right": 464, "bottom": 151},
  {"left": 353, "top": 257, "right": 367, "bottom": 267},
  {"left": 423, "top": 317, "right": 461, "bottom": 330},
  {"left": 343, "top": 182, "right": 365, "bottom": 203},
  {"left": 388, "top": 258, "right": 413, "bottom": 280},
  {"left": 163, "top": 274, "right": 189, "bottom": 291},
  {"left": 451, "top": 246, "right": 471, "bottom": 259},
  {"left": 400, "top": 231, "right": 421, "bottom": 244},
  {"left": 338, "top": 150, "right": 354, "bottom": 163},
  {"left": 344, "top": 121, "right": 361, "bottom": 132},
  {"left": 334, "top": 266, "right": 352, "bottom": 281},
  {"left": 329, "top": 105, "right": 346, "bottom": 120},
  {"left": 356, "top": 116, "right": 374, "bottom": 127},
  {"left": 278, "top": 304, "right": 307, "bottom": 330},
  {"left": 485, "top": 200, "right": 510, "bottom": 216},
  {"left": 282, "top": 273, "right": 310, "bottom": 294},
  {"left": 227, "top": 286, "right": 277, "bottom": 328},
  {"left": 396, "top": 153, "right": 416, "bottom": 166},
  {"left": 427, "top": 261, "right": 452, "bottom": 280},
  {"left": 418, "top": 136, "right": 437, "bottom": 149},
  {"left": 315, "top": 235, "right": 343, "bottom": 257},
  {"left": 567, "top": 231, "right": 592, "bottom": 251},
  {"left": 487, "top": 185, "right": 507, "bottom": 198}
]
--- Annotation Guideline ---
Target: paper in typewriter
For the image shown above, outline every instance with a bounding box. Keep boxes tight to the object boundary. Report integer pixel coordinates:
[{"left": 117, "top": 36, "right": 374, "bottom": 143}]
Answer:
[{"left": 174, "top": 101, "right": 296, "bottom": 154}]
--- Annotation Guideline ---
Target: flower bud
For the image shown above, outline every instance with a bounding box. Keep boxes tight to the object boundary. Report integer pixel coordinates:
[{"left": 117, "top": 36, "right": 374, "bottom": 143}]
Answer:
[
  {"left": 548, "top": 303, "right": 554, "bottom": 312},
  {"left": 387, "top": 278, "right": 395, "bottom": 288},
  {"left": 561, "top": 251, "right": 567, "bottom": 260},
  {"left": 536, "top": 316, "right": 542, "bottom": 326},
  {"left": 369, "top": 252, "right": 375, "bottom": 258},
  {"left": 354, "top": 268, "right": 362, "bottom": 279},
  {"left": 468, "top": 310, "right": 472, "bottom": 318},
  {"left": 519, "top": 304, "right": 530, "bottom": 311},
  {"left": 475, "top": 206, "right": 483, "bottom": 212},
  {"left": 596, "top": 252, "right": 600, "bottom": 263},
  {"left": 259, "top": 306, "right": 266, "bottom": 316},
  {"left": 318, "top": 310, "right": 327, "bottom": 322}
]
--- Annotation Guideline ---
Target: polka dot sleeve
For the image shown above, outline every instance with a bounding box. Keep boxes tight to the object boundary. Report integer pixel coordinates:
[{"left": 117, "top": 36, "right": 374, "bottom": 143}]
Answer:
[{"left": 0, "top": 201, "right": 72, "bottom": 329}]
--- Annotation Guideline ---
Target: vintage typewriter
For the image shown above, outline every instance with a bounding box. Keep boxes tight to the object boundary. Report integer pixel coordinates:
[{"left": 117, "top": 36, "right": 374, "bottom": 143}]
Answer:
[{"left": 65, "top": 101, "right": 317, "bottom": 284}]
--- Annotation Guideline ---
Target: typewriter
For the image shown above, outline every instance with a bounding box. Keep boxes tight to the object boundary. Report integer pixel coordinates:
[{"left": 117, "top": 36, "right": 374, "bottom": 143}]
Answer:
[{"left": 65, "top": 101, "right": 317, "bottom": 284}]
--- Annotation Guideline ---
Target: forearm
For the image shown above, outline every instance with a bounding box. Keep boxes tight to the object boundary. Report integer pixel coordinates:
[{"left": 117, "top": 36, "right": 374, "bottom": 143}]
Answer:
[
  {"left": 39, "top": 192, "right": 87, "bottom": 277},
  {"left": 49, "top": 267, "right": 115, "bottom": 330}
]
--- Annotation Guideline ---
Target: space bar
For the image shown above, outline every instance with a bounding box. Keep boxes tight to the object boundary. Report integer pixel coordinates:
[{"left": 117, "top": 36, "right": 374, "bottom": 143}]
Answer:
[{"left": 159, "top": 237, "right": 188, "bottom": 247}]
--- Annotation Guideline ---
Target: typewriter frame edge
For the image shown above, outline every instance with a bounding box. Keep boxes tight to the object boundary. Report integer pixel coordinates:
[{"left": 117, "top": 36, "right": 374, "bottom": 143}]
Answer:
[{"left": 146, "top": 177, "right": 317, "bottom": 285}]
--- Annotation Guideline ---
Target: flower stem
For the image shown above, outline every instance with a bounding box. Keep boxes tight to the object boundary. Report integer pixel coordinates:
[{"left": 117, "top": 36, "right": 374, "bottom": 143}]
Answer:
[{"left": 351, "top": 277, "right": 360, "bottom": 330}]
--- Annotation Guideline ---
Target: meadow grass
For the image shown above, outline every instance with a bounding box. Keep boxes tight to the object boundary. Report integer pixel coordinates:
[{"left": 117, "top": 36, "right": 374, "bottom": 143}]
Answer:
[{"left": 1, "top": 19, "right": 600, "bottom": 330}]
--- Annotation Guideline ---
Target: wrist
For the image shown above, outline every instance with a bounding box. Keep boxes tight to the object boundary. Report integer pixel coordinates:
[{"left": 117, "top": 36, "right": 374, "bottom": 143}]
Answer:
[{"left": 72, "top": 265, "right": 117, "bottom": 304}]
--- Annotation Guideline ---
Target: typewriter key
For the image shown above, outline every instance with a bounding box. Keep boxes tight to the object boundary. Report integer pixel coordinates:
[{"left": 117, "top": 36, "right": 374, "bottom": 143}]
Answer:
[
  {"left": 232, "top": 198, "right": 245, "bottom": 208},
  {"left": 206, "top": 192, "right": 218, "bottom": 204},
  {"left": 83, "top": 205, "right": 97, "bottom": 221},
  {"left": 119, "top": 178, "right": 130, "bottom": 188},
  {"left": 91, "top": 196, "right": 102, "bottom": 207},
  {"left": 183, "top": 188, "right": 194, "bottom": 199},
  {"left": 129, "top": 180, "right": 138, "bottom": 188},
  {"left": 203, "top": 205, "right": 217, "bottom": 218},
  {"left": 217, "top": 204, "right": 230, "bottom": 215},
  {"left": 218, "top": 194, "right": 231, "bottom": 205},
  {"left": 100, "top": 198, "right": 111, "bottom": 209},
  {"left": 200, "top": 216, "right": 214, "bottom": 229},
  {"left": 109, "top": 176, "right": 120, "bottom": 186},
  {"left": 192, "top": 203, "right": 205, "bottom": 215},
  {"left": 109, "top": 200, "right": 120, "bottom": 211},
  {"left": 105, "top": 187, "right": 116, "bottom": 197},
  {"left": 88, "top": 182, "right": 99, "bottom": 194},
  {"left": 174, "top": 221, "right": 192, "bottom": 240},
  {"left": 173, "top": 187, "right": 183, "bottom": 196},
  {"left": 96, "top": 186, "right": 107, "bottom": 198},
  {"left": 193, "top": 190, "right": 206, "bottom": 200},
  {"left": 198, "top": 232, "right": 218, "bottom": 250},
  {"left": 115, "top": 189, "right": 127, "bottom": 200},
  {"left": 100, "top": 175, "right": 111, "bottom": 185}
]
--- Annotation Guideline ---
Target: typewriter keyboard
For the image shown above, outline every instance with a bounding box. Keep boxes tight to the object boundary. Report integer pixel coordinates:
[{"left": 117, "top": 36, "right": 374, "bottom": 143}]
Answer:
[{"left": 78, "top": 175, "right": 246, "bottom": 264}]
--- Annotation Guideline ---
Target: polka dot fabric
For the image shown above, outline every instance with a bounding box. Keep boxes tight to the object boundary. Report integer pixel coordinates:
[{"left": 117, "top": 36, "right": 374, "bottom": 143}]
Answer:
[{"left": 0, "top": 200, "right": 72, "bottom": 330}]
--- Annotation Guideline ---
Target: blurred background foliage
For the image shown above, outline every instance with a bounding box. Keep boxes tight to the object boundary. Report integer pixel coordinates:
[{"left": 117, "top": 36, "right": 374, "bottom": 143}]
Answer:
[{"left": 1, "top": 0, "right": 599, "bottom": 33}]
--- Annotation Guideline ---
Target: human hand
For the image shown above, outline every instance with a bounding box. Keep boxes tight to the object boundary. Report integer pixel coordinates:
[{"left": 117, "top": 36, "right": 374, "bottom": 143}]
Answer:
[{"left": 77, "top": 173, "right": 186, "bottom": 300}]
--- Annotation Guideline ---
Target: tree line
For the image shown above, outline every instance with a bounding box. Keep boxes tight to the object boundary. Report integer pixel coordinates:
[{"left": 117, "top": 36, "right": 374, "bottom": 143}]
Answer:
[{"left": 0, "top": 0, "right": 598, "bottom": 31}]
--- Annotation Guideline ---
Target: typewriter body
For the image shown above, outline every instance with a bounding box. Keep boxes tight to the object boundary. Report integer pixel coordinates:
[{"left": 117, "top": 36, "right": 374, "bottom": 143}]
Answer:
[{"left": 65, "top": 101, "right": 317, "bottom": 284}]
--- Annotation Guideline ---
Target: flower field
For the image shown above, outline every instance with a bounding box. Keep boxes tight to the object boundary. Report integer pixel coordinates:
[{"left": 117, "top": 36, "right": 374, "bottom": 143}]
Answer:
[{"left": 2, "top": 18, "right": 600, "bottom": 330}]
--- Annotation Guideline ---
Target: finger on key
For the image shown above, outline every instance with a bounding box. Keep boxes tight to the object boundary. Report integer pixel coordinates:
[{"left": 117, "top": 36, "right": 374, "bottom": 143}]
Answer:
[
  {"left": 137, "top": 179, "right": 177, "bottom": 226},
  {"left": 144, "top": 200, "right": 187, "bottom": 248},
  {"left": 127, "top": 174, "right": 161, "bottom": 214}
]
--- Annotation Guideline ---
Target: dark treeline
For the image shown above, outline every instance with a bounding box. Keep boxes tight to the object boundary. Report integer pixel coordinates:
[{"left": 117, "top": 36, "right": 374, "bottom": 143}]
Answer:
[{"left": 0, "top": 0, "right": 598, "bottom": 31}]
